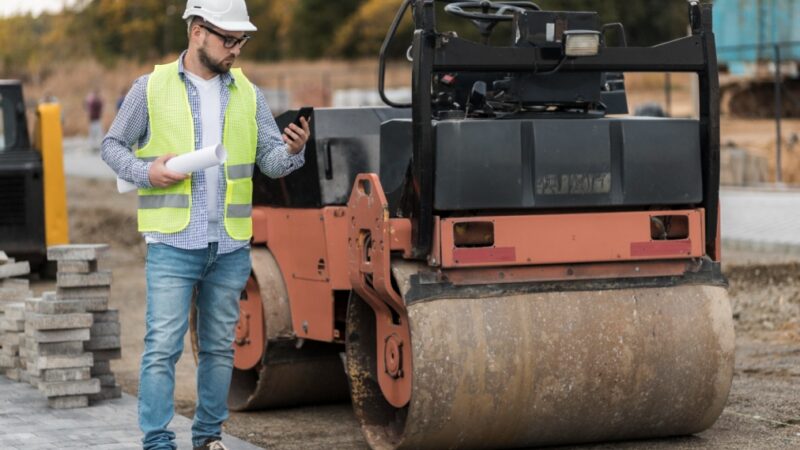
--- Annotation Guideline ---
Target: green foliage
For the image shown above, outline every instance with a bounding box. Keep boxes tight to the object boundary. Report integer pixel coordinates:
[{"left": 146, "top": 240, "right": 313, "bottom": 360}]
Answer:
[
  {"left": 0, "top": 0, "right": 694, "bottom": 75},
  {"left": 290, "top": 0, "right": 363, "bottom": 58},
  {"left": 74, "top": 0, "right": 188, "bottom": 64},
  {"left": 538, "top": 0, "right": 689, "bottom": 46}
]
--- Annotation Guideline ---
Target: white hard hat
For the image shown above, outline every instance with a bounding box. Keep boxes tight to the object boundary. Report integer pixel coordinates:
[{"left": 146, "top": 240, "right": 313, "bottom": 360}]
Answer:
[{"left": 183, "top": 0, "right": 257, "bottom": 32}]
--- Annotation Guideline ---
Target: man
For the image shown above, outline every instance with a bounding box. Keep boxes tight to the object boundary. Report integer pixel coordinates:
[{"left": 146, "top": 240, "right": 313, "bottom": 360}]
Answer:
[
  {"left": 101, "top": 1, "right": 310, "bottom": 449},
  {"left": 86, "top": 89, "right": 104, "bottom": 151}
]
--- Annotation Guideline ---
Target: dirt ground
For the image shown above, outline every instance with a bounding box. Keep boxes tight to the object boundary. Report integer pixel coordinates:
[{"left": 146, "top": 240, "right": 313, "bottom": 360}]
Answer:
[{"left": 30, "top": 176, "right": 797, "bottom": 449}]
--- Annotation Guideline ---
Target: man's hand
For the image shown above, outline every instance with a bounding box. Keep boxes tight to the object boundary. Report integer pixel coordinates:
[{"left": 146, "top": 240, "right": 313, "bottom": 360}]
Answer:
[
  {"left": 148, "top": 154, "right": 189, "bottom": 188},
  {"left": 283, "top": 117, "right": 311, "bottom": 155}
]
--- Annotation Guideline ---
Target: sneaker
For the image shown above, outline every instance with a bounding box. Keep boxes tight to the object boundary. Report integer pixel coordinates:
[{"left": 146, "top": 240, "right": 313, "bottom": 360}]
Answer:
[{"left": 193, "top": 438, "right": 229, "bottom": 450}]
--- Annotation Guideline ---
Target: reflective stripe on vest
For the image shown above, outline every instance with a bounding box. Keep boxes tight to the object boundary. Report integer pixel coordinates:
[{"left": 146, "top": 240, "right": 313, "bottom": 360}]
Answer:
[
  {"left": 139, "top": 194, "right": 191, "bottom": 209},
  {"left": 227, "top": 163, "right": 254, "bottom": 179},
  {"left": 221, "top": 68, "right": 257, "bottom": 241},
  {"left": 227, "top": 204, "right": 253, "bottom": 218},
  {"left": 134, "top": 60, "right": 257, "bottom": 239}
]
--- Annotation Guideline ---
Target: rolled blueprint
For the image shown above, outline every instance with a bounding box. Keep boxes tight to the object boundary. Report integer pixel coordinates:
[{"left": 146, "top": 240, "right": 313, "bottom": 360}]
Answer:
[{"left": 116, "top": 144, "right": 228, "bottom": 193}]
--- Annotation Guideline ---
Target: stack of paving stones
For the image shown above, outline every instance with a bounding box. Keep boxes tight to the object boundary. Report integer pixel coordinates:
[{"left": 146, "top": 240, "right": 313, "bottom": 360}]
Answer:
[
  {"left": 0, "top": 250, "right": 32, "bottom": 378},
  {"left": 48, "top": 244, "right": 123, "bottom": 403},
  {"left": 0, "top": 250, "right": 31, "bottom": 283},
  {"left": 23, "top": 296, "right": 98, "bottom": 408},
  {"left": 0, "top": 250, "right": 33, "bottom": 331}
]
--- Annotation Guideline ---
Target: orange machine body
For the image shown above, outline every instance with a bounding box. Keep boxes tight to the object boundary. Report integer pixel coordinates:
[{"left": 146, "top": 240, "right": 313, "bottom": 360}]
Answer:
[{"left": 237, "top": 191, "right": 708, "bottom": 368}]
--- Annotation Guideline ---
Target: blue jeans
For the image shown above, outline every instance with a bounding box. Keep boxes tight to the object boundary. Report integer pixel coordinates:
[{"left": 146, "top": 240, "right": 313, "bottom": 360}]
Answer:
[{"left": 139, "top": 243, "right": 251, "bottom": 450}]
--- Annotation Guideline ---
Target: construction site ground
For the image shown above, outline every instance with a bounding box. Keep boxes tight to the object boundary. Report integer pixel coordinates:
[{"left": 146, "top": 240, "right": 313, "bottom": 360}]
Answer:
[
  {"left": 5, "top": 161, "right": 788, "bottom": 449},
  {"left": 7, "top": 100, "right": 800, "bottom": 448},
  {"left": 0, "top": 376, "right": 262, "bottom": 450}
]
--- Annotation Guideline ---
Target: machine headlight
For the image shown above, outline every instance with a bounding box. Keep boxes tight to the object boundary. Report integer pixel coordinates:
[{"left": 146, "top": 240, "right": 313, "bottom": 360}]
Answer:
[{"left": 563, "top": 30, "right": 601, "bottom": 57}]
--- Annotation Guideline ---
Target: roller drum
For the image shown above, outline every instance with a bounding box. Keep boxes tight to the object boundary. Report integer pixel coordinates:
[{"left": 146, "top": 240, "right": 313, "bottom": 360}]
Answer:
[
  {"left": 229, "top": 341, "right": 349, "bottom": 411},
  {"left": 229, "top": 247, "right": 350, "bottom": 411},
  {"left": 347, "top": 284, "right": 735, "bottom": 449}
]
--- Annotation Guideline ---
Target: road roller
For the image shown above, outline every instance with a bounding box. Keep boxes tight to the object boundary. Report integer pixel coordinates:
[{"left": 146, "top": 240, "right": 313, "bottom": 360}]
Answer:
[{"left": 229, "top": 1, "right": 735, "bottom": 448}]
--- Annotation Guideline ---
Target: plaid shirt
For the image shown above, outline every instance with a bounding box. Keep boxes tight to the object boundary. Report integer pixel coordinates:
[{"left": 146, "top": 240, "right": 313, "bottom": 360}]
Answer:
[{"left": 102, "top": 53, "right": 304, "bottom": 254}]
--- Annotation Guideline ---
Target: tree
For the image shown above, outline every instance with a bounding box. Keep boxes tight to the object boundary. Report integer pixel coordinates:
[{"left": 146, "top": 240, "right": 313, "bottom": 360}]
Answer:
[
  {"left": 0, "top": 0, "right": 693, "bottom": 71},
  {"left": 290, "top": 0, "right": 363, "bottom": 58}
]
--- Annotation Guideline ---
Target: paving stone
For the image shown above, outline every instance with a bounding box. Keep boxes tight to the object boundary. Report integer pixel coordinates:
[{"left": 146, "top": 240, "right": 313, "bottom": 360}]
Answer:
[
  {"left": 95, "top": 373, "right": 116, "bottom": 387},
  {"left": 25, "top": 297, "right": 46, "bottom": 312},
  {"left": 25, "top": 364, "right": 39, "bottom": 377},
  {"left": 40, "top": 367, "right": 91, "bottom": 382},
  {"left": 39, "top": 378, "right": 100, "bottom": 397},
  {"left": 1, "top": 342, "right": 19, "bottom": 355},
  {"left": 47, "top": 395, "right": 89, "bottom": 409},
  {"left": 92, "top": 309, "right": 119, "bottom": 323},
  {"left": 84, "top": 336, "right": 121, "bottom": 351},
  {"left": 1, "top": 318, "right": 25, "bottom": 332},
  {"left": 56, "top": 271, "right": 112, "bottom": 288},
  {"left": 26, "top": 340, "right": 85, "bottom": 356},
  {"left": 28, "top": 298, "right": 81, "bottom": 315},
  {"left": 3, "top": 303, "right": 25, "bottom": 320},
  {"left": 27, "top": 328, "right": 90, "bottom": 343},
  {"left": 0, "top": 288, "right": 33, "bottom": 301},
  {"left": 47, "top": 244, "right": 109, "bottom": 262},
  {"left": 27, "top": 297, "right": 107, "bottom": 315},
  {"left": 56, "top": 260, "right": 98, "bottom": 274},
  {"left": 34, "top": 353, "right": 93, "bottom": 370},
  {"left": 3, "top": 331, "right": 20, "bottom": 346},
  {"left": 56, "top": 286, "right": 111, "bottom": 300},
  {"left": 0, "top": 278, "right": 30, "bottom": 289},
  {"left": 89, "top": 384, "right": 122, "bottom": 402},
  {"left": 0, "top": 262, "right": 30, "bottom": 279},
  {"left": 26, "top": 313, "right": 93, "bottom": 331},
  {"left": 0, "top": 354, "right": 21, "bottom": 368},
  {"left": 90, "top": 349, "right": 122, "bottom": 361},
  {"left": 91, "top": 360, "right": 111, "bottom": 375},
  {"left": 90, "top": 321, "right": 120, "bottom": 337},
  {"left": 5, "top": 367, "right": 20, "bottom": 380}
]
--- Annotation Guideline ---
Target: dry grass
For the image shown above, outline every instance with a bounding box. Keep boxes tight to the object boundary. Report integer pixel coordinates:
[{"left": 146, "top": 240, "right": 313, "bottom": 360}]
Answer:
[
  {"left": 19, "top": 59, "right": 797, "bottom": 184},
  {"left": 21, "top": 57, "right": 411, "bottom": 137},
  {"left": 21, "top": 58, "right": 694, "bottom": 136}
]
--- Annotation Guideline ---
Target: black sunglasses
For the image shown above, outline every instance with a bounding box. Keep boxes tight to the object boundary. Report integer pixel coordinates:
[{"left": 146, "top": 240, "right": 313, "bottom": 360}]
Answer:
[{"left": 200, "top": 25, "right": 251, "bottom": 49}]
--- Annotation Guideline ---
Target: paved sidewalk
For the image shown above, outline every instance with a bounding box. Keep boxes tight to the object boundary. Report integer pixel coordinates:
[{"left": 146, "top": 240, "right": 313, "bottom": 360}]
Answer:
[
  {"left": 0, "top": 376, "right": 263, "bottom": 450},
  {"left": 721, "top": 187, "right": 800, "bottom": 254},
  {"left": 63, "top": 136, "right": 117, "bottom": 180}
]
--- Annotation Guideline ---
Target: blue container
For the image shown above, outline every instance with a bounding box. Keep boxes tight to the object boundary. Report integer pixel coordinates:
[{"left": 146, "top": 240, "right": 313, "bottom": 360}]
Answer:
[{"left": 713, "top": 0, "right": 800, "bottom": 73}]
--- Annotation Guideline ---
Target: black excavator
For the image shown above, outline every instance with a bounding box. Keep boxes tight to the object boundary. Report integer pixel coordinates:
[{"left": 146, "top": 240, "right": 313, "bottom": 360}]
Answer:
[{"left": 0, "top": 80, "right": 69, "bottom": 268}]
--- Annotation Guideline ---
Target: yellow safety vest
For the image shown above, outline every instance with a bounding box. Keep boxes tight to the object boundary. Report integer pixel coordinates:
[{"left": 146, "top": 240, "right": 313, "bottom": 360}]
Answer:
[{"left": 135, "top": 61, "right": 257, "bottom": 240}]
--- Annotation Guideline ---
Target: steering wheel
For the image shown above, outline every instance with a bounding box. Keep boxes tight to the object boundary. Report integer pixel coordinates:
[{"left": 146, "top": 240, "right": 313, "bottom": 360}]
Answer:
[{"left": 444, "top": 1, "right": 540, "bottom": 22}]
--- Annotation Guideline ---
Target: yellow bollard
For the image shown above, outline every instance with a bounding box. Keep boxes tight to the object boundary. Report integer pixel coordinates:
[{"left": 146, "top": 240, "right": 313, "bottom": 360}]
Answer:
[{"left": 35, "top": 103, "right": 70, "bottom": 246}]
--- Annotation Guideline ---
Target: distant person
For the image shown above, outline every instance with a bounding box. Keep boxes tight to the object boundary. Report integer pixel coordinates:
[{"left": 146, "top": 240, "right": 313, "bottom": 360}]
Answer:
[
  {"left": 85, "top": 89, "right": 104, "bottom": 151},
  {"left": 100, "top": 1, "right": 310, "bottom": 449}
]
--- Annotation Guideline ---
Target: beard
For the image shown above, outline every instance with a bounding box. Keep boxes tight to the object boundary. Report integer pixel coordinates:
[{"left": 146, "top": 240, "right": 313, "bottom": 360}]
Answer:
[{"left": 198, "top": 44, "right": 234, "bottom": 75}]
